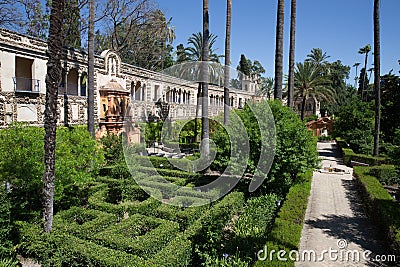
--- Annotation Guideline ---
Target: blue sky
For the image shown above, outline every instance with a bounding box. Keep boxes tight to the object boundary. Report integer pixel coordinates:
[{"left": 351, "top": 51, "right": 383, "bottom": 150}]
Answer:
[{"left": 157, "top": 0, "right": 399, "bottom": 84}]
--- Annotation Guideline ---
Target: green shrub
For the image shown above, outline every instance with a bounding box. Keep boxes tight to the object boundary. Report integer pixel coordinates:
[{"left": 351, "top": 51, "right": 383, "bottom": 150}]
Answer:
[
  {"left": 369, "top": 165, "right": 399, "bottom": 186},
  {"left": 0, "top": 183, "right": 12, "bottom": 258},
  {"left": 254, "top": 172, "right": 312, "bottom": 266},
  {"left": 0, "top": 124, "right": 104, "bottom": 220},
  {"left": 353, "top": 166, "right": 400, "bottom": 255},
  {"left": 0, "top": 258, "right": 19, "bottom": 267},
  {"left": 233, "top": 194, "right": 278, "bottom": 239},
  {"left": 334, "top": 97, "right": 374, "bottom": 154},
  {"left": 185, "top": 192, "right": 245, "bottom": 266}
]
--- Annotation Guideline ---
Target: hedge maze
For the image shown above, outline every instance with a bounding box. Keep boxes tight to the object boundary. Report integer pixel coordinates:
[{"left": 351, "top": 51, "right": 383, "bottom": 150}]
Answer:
[{"left": 19, "top": 156, "right": 246, "bottom": 266}]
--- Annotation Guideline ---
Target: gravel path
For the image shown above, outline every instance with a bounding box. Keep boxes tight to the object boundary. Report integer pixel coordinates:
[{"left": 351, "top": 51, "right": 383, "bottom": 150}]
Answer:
[{"left": 296, "top": 142, "right": 389, "bottom": 267}]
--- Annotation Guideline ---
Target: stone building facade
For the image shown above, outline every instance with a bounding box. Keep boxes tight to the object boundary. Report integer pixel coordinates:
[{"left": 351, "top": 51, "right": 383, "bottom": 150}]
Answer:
[{"left": 0, "top": 28, "right": 259, "bottom": 132}]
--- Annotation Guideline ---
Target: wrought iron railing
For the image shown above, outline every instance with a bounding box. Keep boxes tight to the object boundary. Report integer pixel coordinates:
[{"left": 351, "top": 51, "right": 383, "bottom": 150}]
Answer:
[{"left": 13, "top": 77, "right": 40, "bottom": 92}]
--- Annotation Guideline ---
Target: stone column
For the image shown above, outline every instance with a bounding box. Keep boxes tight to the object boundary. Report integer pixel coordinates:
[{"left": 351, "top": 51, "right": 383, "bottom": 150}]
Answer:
[{"left": 77, "top": 72, "right": 82, "bottom": 96}]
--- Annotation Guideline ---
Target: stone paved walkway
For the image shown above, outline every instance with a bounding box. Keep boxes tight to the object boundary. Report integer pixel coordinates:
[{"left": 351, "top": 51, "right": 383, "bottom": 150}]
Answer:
[{"left": 296, "top": 142, "right": 389, "bottom": 267}]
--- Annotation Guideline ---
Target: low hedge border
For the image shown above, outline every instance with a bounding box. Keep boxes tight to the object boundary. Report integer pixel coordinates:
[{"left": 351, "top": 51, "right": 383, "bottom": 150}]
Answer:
[
  {"left": 254, "top": 171, "right": 312, "bottom": 267},
  {"left": 138, "top": 166, "right": 202, "bottom": 181},
  {"left": 88, "top": 189, "right": 160, "bottom": 217},
  {"left": 353, "top": 166, "right": 400, "bottom": 256},
  {"left": 335, "top": 138, "right": 385, "bottom": 166}
]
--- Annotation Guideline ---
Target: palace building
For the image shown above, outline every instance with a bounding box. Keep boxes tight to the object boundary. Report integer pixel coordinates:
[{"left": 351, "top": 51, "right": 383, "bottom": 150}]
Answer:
[{"left": 0, "top": 28, "right": 259, "bottom": 139}]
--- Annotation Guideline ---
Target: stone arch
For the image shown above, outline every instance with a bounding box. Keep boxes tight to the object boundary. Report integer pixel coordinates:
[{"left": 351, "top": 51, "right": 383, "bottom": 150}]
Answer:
[{"left": 101, "top": 50, "right": 122, "bottom": 77}]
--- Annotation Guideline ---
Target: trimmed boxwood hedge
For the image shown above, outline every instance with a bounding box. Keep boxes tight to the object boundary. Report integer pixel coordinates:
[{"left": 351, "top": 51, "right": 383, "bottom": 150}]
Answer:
[
  {"left": 145, "top": 233, "right": 192, "bottom": 267},
  {"left": 93, "top": 214, "right": 180, "bottom": 259},
  {"left": 368, "top": 165, "right": 399, "bottom": 186},
  {"left": 17, "top": 221, "right": 144, "bottom": 267},
  {"left": 138, "top": 166, "right": 202, "bottom": 181},
  {"left": 254, "top": 172, "right": 312, "bottom": 267},
  {"left": 353, "top": 166, "right": 400, "bottom": 255},
  {"left": 88, "top": 188, "right": 160, "bottom": 217},
  {"left": 336, "top": 138, "right": 385, "bottom": 166},
  {"left": 53, "top": 207, "right": 117, "bottom": 239}
]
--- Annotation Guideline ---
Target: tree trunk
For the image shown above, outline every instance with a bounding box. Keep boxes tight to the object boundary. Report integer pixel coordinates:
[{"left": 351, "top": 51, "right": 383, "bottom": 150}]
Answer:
[
  {"left": 301, "top": 95, "right": 307, "bottom": 121},
  {"left": 194, "top": 82, "right": 202, "bottom": 142},
  {"left": 87, "top": 0, "right": 95, "bottom": 138},
  {"left": 274, "top": 0, "right": 284, "bottom": 101},
  {"left": 201, "top": 0, "right": 210, "bottom": 158},
  {"left": 373, "top": 0, "right": 381, "bottom": 157},
  {"left": 223, "top": 0, "right": 232, "bottom": 125},
  {"left": 43, "top": 0, "right": 65, "bottom": 233},
  {"left": 287, "top": 0, "right": 296, "bottom": 108},
  {"left": 361, "top": 52, "right": 369, "bottom": 100}
]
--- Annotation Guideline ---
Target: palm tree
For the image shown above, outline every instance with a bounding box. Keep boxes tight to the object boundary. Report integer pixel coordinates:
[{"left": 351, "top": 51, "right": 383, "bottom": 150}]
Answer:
[
  {"left": 353, "top": 62, "right": 361, "bottom": 87},
  {"left": 274, "top": 0, "right": 284, "bottom": 101},
  {"left": 358, "top": 44, "right": 371, "bottom": 98},
  {"left": 373, "top": 0, "right": 381, "bottom": 157},
  {"left": 368, "top": 67, "right": 374, "bottom": 81},
  {"left": 306, "top": 48, "right": 330, "bottom": 66},
  {"left": 223, "top": 0, "right": 232, "bottom": 125},
  {"left": 201, "top": 0, "right": 210, "bottom": 158},
  {"left": 87, "top": 0, "right": 95, "bottom": 138},
  {"left": 180, "top": 32, "right": 221, "bottom": 142},
  {"left": 258, "top": 77, "right": 274, "bottom": 100},
  {"left": 287, "top": 0, "right": 296, "bottom": 108},
  {"left": 294, "top": 62, "right": 335, "bottom": 121},
  {"left": 185, "top": 32, "right": 220, "bottom": 62},
  {"left": 43, "top": 0, "right": 65, "bottom": 233}
]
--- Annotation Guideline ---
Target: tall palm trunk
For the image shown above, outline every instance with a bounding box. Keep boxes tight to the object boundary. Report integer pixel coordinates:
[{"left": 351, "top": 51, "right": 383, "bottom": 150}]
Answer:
[
  {"left": 287, "top": 0, "right": 296, "bottom": 108},
  {"left": 43, "top": 0, "right": 65, "bottom": 233},
  {"left": 194, "top": 83, "right": 202, "bottom": 142},
  {"left": 223, "top": 0, "right": 232, "bottom": 125},
  {"left": 361, "top": 51, "right": 369, "bottom": 100},
  {"left": 300, "top": 95, "right": 307, "bottom": 121},
  {"left": 274, "top": 0, "right": 284, "bottom": 101},
  {"left": 201, "top": 0, "right": 210, "bottom": 158},
  {"left": 87, "top": 0, "right": 95, "bottom": 138},
  {"left": 373, "top": 0, "right": 381, "bottom": 157}
]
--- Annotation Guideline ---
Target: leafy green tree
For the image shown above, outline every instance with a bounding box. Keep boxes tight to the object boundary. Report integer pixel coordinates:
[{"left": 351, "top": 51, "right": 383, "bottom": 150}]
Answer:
[
  {"left": 237, "top": 54, "right": 252, "bottom": 77},
  {"left": 0, "top": 125, "right": 104, "bottom": 223},
  {"left": 381, "top": 73, "right": 400, "bottom": 143},
  {"left": 211, "top": 100, "right": 319, "bottom": 195},
  {"left": 62, "top": 0, "right": 81, "bottom": 48},
  {"left": 258, "top": 77, "right": 274, "bottom": 100},
  {"left": 358, "top": 44, "right": 372, "bottom": 97},
  {"left": 358, "top": 68, "right": 371, "bottom": 101},
  {"left": 334, "top": 97, "right": 374, "bottom": 154},
  {"left": 175, "top": 44, "right": 190, "bottom": 64},
  {"left": 293, "top": 62, "right": 334, "bottom": 121}
]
